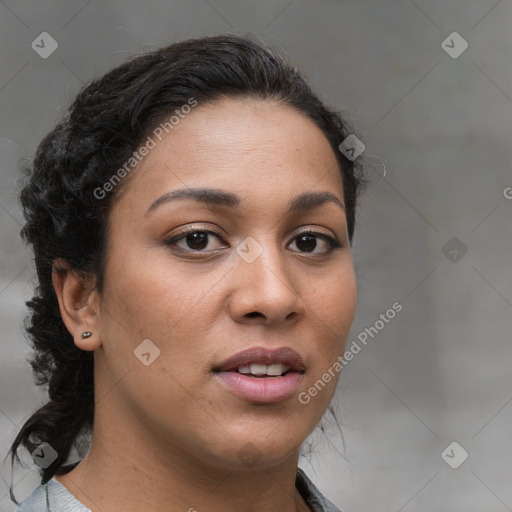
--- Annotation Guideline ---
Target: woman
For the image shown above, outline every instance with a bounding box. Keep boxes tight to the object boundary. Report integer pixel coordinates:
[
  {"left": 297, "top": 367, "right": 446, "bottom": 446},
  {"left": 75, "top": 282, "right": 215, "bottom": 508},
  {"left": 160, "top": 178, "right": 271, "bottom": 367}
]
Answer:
[{"left": 8, "top": 33, "right": 364, "bottom": 512}]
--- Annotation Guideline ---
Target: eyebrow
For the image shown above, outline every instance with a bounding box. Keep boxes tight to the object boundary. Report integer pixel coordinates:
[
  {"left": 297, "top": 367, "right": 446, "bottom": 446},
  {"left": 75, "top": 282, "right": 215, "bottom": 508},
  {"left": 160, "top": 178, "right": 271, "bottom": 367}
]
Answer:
[{"left": 144, "top": 187, "right": 345, "bottom": 217}]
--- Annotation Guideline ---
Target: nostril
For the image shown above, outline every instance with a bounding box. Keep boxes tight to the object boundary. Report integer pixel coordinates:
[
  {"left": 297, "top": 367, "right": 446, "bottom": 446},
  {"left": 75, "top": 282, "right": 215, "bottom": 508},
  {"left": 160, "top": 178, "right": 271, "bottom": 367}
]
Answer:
[{"left": 246, "top": 311, "right": 264, "bottom": 318}]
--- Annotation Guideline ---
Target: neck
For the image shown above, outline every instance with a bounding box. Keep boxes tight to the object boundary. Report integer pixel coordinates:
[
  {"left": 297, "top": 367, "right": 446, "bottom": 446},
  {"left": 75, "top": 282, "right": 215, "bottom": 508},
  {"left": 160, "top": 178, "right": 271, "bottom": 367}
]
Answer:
[{"left": 53, "top": 411, "right": 311, "bottom": 512}]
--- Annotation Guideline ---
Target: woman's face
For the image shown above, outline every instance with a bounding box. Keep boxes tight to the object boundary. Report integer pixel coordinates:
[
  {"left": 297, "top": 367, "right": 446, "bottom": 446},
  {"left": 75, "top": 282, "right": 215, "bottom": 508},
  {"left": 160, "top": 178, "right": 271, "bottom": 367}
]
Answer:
[{"left": 93, "top": 97, "right": 357, "bottom": 471}]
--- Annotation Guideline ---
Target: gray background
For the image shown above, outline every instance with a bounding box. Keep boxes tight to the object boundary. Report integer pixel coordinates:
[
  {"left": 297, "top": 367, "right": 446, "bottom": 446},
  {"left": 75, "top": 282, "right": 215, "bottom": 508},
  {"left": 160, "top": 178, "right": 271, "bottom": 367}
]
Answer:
[{"left": 1, "top": 1, "right": 511, "bottom": 511}]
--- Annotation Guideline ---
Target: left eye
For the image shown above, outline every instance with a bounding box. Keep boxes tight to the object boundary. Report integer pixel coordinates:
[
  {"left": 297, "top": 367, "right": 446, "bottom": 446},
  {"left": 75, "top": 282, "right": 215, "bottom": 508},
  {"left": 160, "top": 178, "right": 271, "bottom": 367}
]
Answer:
[
  {"left": 164, "top": 229, "right": 340, "bottom": 255},
  {"left": 288, "top": 231, "right": 340, "bottom": 254}
]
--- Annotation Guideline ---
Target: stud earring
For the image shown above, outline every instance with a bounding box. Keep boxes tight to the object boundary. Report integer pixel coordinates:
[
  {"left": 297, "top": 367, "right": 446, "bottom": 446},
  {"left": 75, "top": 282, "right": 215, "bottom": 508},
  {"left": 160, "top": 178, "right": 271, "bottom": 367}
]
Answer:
[{"left": 81, "top": 331, "right": 93, "bottom": 339}]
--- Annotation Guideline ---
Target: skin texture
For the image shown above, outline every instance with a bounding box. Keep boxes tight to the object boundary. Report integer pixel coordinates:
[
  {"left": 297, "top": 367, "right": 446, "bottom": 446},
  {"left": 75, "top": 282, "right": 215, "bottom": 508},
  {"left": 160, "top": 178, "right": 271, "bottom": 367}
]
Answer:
[{"left": 51, "top": 97, "right": 357, "bottom": 512}]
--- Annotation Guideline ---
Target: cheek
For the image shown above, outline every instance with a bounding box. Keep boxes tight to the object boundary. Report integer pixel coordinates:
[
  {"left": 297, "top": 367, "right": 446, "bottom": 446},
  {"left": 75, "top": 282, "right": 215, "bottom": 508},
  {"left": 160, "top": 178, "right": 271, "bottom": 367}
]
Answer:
[
  {"left": 335, "top": 268, "right": 357, "bottom": 336},
  {"left": 103, "top": 248, "right": 216, "bottom": 335},
  {"left": 99, "top": 248, "right": 228, "bottom": 386},
  {"left": 303, "top": 265, "right": 357, "bottom": 386},
  {"left": 306, "top": 265, "right": 357, "bottom": 334},
  {"left": 96, "top": 254, "right": 214, "bottom": 411}
]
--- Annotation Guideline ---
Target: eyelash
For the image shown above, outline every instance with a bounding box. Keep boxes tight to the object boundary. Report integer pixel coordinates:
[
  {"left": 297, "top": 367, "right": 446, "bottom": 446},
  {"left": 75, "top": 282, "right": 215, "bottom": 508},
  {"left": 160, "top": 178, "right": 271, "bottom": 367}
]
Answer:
[{"left": 163, "top": 226, "right": 341, "bottom": 256}]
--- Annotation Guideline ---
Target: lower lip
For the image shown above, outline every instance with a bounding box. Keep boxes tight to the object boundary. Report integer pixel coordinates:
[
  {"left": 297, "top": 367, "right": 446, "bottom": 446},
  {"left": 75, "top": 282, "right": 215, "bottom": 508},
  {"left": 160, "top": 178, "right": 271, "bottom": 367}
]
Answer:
[{"left": 215, "top": 371, "right": 303, "bottom": 403}]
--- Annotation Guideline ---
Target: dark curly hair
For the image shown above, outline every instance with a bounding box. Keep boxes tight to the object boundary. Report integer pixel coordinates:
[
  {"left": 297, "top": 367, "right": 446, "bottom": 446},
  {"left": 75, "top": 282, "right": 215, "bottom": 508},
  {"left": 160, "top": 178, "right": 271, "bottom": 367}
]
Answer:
[{"left": 6, "top": 33, "right": 365, "bottom": 504}]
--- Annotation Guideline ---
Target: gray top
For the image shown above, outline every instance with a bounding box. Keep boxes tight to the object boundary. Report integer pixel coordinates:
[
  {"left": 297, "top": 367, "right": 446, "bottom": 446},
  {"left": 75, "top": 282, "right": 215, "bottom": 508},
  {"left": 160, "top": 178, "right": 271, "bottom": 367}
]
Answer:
[{"left": 16, "top": 467, "right": 342, "bottom": 512}]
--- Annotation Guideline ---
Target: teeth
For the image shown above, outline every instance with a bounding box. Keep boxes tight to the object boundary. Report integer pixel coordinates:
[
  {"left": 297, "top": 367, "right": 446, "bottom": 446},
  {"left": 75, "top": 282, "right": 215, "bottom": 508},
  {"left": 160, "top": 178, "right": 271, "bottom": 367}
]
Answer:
[
  {"left": 236, "top": 363, "right": 290, "bottom": 376},
  {"left": 266, "top": 364, "right": 288, "bottom": 376},
  {"left": 250, "top": 364, "right": 267, "bottom": 375}
]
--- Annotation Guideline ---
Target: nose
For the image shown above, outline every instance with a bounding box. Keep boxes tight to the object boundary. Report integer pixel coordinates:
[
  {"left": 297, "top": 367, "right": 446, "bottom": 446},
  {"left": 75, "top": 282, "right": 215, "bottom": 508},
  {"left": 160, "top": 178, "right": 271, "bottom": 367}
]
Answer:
[{"left": 227, "top": 238, "right": 306, "bottom": 326}]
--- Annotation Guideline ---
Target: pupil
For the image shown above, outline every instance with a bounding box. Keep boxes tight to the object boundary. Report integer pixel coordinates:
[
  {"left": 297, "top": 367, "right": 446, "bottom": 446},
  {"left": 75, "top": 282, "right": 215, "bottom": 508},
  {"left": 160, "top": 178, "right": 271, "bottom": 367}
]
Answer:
[
  {"left": 187, "top": 232, "right": 207, "bottom": 250},
  {"left": 297, "top": 234, "right": 316, "bottom": 252}
]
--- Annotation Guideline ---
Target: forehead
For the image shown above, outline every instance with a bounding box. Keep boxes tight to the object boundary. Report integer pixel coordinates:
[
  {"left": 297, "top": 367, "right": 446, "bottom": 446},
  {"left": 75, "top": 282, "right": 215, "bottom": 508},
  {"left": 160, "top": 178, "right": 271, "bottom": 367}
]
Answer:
[{"left": 112, "top": 97, "right": 344, "bottom": 214}]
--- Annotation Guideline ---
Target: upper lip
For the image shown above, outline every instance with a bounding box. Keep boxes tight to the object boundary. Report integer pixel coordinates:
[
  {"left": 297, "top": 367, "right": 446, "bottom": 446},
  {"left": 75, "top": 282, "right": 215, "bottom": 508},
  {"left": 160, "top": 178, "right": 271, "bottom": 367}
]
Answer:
[{"left": 213, "top": 346, "right": 305, "bottom": 373}]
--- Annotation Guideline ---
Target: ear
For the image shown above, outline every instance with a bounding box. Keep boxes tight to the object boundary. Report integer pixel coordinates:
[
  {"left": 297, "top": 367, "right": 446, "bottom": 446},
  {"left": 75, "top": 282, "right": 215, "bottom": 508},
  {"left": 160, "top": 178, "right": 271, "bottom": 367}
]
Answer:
[{"left": 52, "top": 258, "right": 102, "bottom": 351}]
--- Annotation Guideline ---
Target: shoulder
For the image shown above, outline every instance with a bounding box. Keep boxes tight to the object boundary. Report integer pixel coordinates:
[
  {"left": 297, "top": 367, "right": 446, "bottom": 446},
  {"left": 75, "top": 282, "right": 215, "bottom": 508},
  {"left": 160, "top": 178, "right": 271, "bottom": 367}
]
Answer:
[
  {"left": 17, "top": 470, "right": 341, "bottom": 511},
  {"left": 16, "top": 479, "right": 91, "bottom": 512},
  {"left": 296, "top": 467, "right": 343, "bottom": 512},
  {"left": 15, "top": 482, "right": 47, "bottom": 512}
]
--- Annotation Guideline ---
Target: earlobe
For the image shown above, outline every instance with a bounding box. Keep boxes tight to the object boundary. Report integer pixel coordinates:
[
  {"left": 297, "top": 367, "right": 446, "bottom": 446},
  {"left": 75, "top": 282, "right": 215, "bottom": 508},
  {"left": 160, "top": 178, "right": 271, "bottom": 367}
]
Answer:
[
  {"left": 52, "top": 258, "right": 102, "bottom": 351},
  {"left": 77, "top": 330, "right": 99, "bottom": 351}
]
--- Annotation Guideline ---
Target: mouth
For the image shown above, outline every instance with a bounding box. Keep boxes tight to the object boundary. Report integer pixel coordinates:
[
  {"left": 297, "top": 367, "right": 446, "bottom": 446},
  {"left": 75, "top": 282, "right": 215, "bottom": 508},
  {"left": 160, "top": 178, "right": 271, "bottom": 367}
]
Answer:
[
  {"left": 233, "top": 363, "right": 295, "bottom": 378},
  {"left": 213, "top": 346, "right": 305, "bottom": 403}
]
